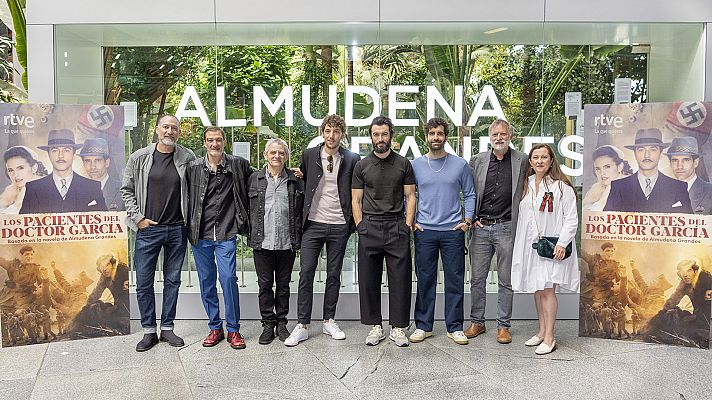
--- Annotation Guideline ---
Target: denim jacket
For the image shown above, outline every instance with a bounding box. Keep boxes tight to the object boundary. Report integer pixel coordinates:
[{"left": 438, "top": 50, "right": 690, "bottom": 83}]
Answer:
[{"left": 247, "top": 166, "right": 304, "bottom": 250}]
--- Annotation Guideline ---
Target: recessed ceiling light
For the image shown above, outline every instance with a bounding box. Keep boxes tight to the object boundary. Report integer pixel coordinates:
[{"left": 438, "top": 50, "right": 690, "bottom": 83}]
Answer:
[{"left": 484, "top": 27, "right": 508, "bottom": 35}]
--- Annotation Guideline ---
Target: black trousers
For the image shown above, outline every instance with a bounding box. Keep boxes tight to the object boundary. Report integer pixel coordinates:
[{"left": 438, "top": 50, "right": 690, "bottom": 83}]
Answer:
[
  {"left": 253, "top": 249, "right": 296, "bottom": 324},
  {"left": 357, "top": 214, "right": 412, "bottom": 328},
  {"left": 297, "top": 221, "right": 351, "bottom": 324}
]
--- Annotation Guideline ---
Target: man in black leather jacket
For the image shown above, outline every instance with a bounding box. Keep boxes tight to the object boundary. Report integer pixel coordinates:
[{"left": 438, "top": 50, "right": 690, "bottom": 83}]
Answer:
[{"left": 186, "top": 127, "right": 252, "bottom": 350}]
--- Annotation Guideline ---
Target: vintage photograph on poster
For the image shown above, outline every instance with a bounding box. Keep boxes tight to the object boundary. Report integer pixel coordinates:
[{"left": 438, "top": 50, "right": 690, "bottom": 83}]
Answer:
[
  {"left": 0, "top": 212, "right": 129, "bottom": 347},
  {"left": 581, "top": 102, "right": 712, "bottom": 349},
  {"left": 0, "top": 103, "right": 126, "bottom": 214}
]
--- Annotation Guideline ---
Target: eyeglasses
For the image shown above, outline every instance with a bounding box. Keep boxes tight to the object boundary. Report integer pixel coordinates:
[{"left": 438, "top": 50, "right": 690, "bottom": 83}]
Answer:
[{"left": 327, "top": 155, "right": 333, "bottom": 173}]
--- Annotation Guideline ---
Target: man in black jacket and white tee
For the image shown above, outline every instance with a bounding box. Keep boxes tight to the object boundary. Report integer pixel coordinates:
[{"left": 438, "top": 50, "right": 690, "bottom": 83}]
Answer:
[{"left": 285, "top": 114, "right": 360, "bottom": 347}]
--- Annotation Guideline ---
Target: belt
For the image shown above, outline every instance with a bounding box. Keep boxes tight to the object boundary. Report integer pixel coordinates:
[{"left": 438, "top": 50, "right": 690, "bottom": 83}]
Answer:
[
  {"left": 478, "top": 218, "right": 509, "bottom": 226},
  {"left": 364, "top": 213, "right": 403, "bottom": 221}
]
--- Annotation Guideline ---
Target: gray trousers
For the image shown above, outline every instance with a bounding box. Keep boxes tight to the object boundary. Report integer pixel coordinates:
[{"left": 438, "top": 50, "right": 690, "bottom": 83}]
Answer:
[{"left": 468, "top": 221, "right": 514, "bottom": 328}]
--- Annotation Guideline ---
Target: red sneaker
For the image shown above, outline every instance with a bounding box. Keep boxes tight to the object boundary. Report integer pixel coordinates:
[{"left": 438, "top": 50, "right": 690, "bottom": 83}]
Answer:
[
  {"left": 227, "top": 331, "right": 246, "bottom": 349},
  {"left": 202, "top": 329, "right": 224, "bottom": 347}
]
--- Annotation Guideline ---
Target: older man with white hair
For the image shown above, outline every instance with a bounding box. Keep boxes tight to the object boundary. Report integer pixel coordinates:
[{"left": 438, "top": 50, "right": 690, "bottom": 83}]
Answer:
[{"left": 247, "top": 138, "right": 304, "bottom": 345}]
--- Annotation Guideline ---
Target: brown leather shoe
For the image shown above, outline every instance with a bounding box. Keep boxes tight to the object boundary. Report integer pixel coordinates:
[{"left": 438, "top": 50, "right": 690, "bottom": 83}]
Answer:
[
  {"left": 464, "top": 323, "right": 486, "bottom": 338},
  {"left": 227, "top": 331, "right": 246, "bottom": 349},
  {"left": 496, "top": 327, "right": 512, "bottom": 344},
  {"left": 202, "top": 329, "right": 224, "bottom": 347}
]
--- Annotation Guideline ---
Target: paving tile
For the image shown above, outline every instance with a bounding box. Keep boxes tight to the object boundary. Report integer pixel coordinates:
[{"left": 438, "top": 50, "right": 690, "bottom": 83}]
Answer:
[
  {"left": 183, "top": 346, "right": 352, "bottom": 399},
  {"left": 0, "top": 343, "right": 46, "bottom": 380},
  {"left": 31, "top": 364, "right": 191, "bottom": 400},
  {"left": 0, "top": 378, "right": 34, "bottom": 400},
  {"left": 41, "top": 333, "right": 180, "bottom": 376},
  {"left": 598, "top": 346, "right": 712, "bottom": 400},
  {"left": 358, "top": 374, "right": 527, "bottom": 400}
]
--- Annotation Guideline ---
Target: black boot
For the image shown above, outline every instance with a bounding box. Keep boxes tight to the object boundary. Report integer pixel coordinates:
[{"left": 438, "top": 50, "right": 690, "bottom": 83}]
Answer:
[
  {"left": 159, "top": 330, "right": 185, "bottom": 347},
  {"left": 136, "top": 333, "right": 159, "bottom": 352},
  {"left": 259, "top": 322, "right": 276, "bottom": 345},
  {"left": 276, "top": 321, "right": 290, "bottom": 342}
]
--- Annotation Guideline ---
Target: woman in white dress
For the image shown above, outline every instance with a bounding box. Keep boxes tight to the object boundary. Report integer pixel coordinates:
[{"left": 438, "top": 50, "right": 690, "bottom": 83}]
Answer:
[
  {"left": 0, "top": 146, "right": 48, "bottom": 214},
  {"left": 511, "top": 144, "right": 579, "bottom": 355},
  {"left": 582, "top": 145, "right": 632, "bottom": 211}
]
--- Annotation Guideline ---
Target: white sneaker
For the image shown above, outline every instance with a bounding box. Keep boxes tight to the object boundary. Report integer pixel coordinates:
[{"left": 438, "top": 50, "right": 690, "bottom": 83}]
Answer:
[
  {"left": 285, "top": 323, "right": 309, "bottom": 347},
  {"left": 389, "top": 327, "right": 409, "bottom": 347},
  {"left": 535, "top": 339, "right": 556, "bottom": 355},
  {"left": 525, "top": 335, "right": 544, "bottom": 347},
  {"left": 323, "top": 319, "right": 346, "bottom": 340},
  {"left": 365, "top": 325, "right": 386, "bottom": 346},
  {"left": 447, "top": 331, "right": 469, "bottom": 345},
  {"left": 408, "top": 329, "right": 432, "bottom": 343}
]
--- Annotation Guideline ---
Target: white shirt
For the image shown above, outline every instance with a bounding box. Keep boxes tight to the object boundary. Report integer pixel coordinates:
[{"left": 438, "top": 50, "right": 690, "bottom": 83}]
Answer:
[
  {"left": 308, "top": 148, "right": 346, "bottom": 224},
  {"left": 100, "top": 174, "right": 109, "bottom": 190},
  {"left": 637, "top": 171, "right": 659, "bottom": 195},
  {"left": 684, "top": 174, "right": 697, "bottom": 191},
  {"left": 52, "top": 172, "right": 74, "bottom": 195}
]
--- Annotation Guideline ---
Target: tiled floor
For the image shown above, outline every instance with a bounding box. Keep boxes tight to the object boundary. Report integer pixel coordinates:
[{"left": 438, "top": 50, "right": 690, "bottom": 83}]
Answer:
[{"left": 0, "top": 319, "right": 709, "bottom": 399}]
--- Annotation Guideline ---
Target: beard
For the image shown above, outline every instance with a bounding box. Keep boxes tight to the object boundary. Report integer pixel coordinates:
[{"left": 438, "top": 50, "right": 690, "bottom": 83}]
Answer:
[
  {"left": 428, "top": 141, "right": 444, "bottom": 151},
  {"left": 161, "top": 137, "right": 177, "bottom": 147},
  {"left": 374, "top": 141, "right": 391, "bottom": 154}
]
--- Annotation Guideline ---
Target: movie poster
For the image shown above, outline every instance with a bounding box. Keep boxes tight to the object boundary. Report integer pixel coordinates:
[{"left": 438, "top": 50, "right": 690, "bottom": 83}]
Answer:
[
  {"left": 0, "top": 104, "right": 129, "bottom": 347},
  {"left": 580, "top": 102, "right": 712, "bottom": 349}
]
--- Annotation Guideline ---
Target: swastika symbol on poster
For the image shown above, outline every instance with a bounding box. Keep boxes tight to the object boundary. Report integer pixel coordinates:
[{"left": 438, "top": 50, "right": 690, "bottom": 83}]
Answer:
[
  {"left": 676, "top": 102, "right": 707, "bottom": 129},
  {"left": 87, "top": 105, "right": 115, "bottom": 130}
]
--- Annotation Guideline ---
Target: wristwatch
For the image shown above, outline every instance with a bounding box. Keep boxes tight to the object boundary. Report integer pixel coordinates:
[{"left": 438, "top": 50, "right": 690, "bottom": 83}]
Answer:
[{"left": 465, "top": 221, "right": 472, "bottom": 227}]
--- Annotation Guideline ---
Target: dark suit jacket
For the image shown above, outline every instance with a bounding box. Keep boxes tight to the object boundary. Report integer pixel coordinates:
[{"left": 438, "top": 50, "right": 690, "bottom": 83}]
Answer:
[
  {"left": 20, "top": 173, "right": 108, "bottom": 214},
  {"left": 299, "top": 144, "right": 360, "bottom": 231},
  {"left": 604, "top": 172, "right": 692, "bottom": 214},
  {"left": 102, "top": 175, "right": 125, "bottom": 211},
  {"left": 470, "top": 148, "right": 528, "bottom": 239},
  {"left": 689, "top": 177, "right": 712, "bottom": 215}
]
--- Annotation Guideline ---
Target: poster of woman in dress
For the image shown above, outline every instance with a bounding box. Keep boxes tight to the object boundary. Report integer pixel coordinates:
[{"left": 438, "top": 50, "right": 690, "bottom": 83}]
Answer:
[{"left": 580, "top": 102, "right": 712, "bottom": 349}]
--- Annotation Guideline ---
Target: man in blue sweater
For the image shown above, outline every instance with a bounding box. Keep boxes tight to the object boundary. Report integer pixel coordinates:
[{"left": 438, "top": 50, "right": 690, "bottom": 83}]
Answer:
[{"left": 410, "top": 117, "right": 476, "bottom": 345}]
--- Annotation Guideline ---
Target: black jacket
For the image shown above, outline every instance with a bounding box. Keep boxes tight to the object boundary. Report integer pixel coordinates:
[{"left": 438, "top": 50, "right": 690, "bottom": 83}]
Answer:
[
  {"left": 186, "top": 154, "right": 253, "bottom": 245},
  {"left": 299, "top": 144, "right": 360, "bottom": 231},
  {"left": 247, "top": 167, "right": 304, "bottom": 250}
]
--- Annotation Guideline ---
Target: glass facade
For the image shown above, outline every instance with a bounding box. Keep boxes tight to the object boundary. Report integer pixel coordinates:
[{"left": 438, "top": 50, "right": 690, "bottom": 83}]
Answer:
[{"left": 53, "top": 22, "right": 706, "bottom": 294}]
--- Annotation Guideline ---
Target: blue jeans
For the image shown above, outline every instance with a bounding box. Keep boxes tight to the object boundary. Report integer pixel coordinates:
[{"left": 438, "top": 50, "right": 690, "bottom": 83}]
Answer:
[
  {"left": 468, "top": 221, "right": 514, "bottom": 328},
  {"left": 192, "top": 237, "right": 241, "bottom": 333},
  {"left": 414, "top": 229, "right": 465, "bottom": 332},
  {"left": 134, "top": 224, "right": 187, "bottom": 332}
]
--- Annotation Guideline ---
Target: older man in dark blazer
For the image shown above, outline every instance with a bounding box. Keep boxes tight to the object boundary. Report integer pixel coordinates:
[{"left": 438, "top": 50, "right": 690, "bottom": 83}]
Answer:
[
  {"left": 20, "top": 129, "right": 107, "bottom": 214},
  {"left": 604, "top": 128, "right": 691, "bottom": 214},
  {"left": 466, "top": 119, "right": 528, "bottom": 344}
]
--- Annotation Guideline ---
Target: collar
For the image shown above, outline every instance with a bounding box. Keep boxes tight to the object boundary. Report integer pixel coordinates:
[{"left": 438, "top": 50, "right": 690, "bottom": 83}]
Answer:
[
  {"left": 369, "top": 150, "right": 396, "bottom": 165},
  {"left": 204, "top": 153, "right": 228, "bottom": 172},
  {"left": 637, "top": 171, "right": 659, "bottom": 188},
  {"left": 52, "top": 171, "right": 74, "bottom": 187},
  {"left": 684, "top": 174, "right": 697, "bottom": 191},
  {"left": 490, "top": 148, "right": 511, "bottom": 161},
  {"left": 321, "top": 146, "right": 342, "bottom": 160},
  {"left": 100, "top": 174, "right": 109, "bottom": 189}
]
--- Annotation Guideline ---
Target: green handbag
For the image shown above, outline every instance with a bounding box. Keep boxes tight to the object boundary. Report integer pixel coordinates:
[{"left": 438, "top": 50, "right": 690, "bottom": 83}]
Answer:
[
  {"left": 532, "top": 236, "right": 572, "bottom": 260},
  {"left": 529, "top": 183, "right": 572, "bottom": 260}
]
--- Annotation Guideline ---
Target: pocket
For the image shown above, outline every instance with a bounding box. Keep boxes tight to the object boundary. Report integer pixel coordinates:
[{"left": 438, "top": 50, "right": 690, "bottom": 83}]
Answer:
[{"left": 356, "top": 220, "right": 367, "bottom": 235}]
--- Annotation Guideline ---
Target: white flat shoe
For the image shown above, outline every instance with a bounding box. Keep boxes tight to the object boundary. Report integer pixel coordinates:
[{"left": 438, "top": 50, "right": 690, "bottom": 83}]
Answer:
[
  {"left": 535, "top": 340, "right": 556, "bottom": 355},
  {"left": 524, "top": 335, "right": 543, "bottom": 347}
]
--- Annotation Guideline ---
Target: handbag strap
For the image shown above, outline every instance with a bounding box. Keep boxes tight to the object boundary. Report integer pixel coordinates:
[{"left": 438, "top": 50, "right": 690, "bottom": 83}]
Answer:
[{"left": 530, "top": 181, "right": 542, "bottom": 240}]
